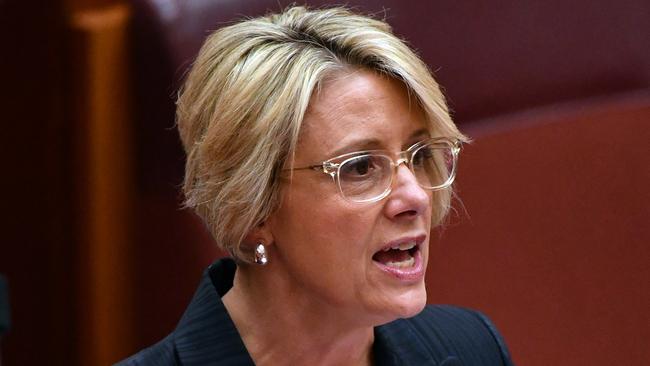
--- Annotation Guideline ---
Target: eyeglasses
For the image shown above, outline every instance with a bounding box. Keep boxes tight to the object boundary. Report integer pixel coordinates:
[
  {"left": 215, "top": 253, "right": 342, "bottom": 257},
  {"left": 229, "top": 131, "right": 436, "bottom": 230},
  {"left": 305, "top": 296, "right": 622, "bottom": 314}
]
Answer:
[{"left": 289, "top": 137, "right": 462, "bottom": 203}]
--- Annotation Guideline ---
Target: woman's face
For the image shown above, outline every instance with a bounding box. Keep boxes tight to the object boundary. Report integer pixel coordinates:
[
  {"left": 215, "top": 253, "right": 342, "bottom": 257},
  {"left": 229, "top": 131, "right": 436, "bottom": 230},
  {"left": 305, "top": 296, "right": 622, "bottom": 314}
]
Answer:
[{"left": 266, "top": 69, "right": 433, "bottom": 325}]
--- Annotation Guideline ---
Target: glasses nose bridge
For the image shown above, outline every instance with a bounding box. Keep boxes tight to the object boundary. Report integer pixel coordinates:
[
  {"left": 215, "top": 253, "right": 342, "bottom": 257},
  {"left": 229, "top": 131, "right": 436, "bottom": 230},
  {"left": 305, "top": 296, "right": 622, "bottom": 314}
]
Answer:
[
  {"left": 394, "top": 150, "right": 410, "bottom": 168},
  {"left": 391, "top": 150, "right": 418, "bottom": 185},
  {"left": 386, "top": 149, "right": 426, "bottom": 200},
  {"left": 392, "top": 150, "right": 414, "bottom": 177}
]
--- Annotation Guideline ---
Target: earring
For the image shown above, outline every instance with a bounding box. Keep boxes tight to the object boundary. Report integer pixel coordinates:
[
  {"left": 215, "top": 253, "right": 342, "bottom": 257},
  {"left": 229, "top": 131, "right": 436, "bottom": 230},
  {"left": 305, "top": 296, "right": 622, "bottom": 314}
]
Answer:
[{"left": 253, "top": 242, "right": 268, "bottom": 265}]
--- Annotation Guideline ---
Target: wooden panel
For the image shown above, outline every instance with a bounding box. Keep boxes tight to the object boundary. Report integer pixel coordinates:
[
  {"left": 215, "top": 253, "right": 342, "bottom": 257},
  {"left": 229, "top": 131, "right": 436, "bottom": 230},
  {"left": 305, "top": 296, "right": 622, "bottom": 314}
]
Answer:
[{"left": 69, "top": 4, "right": 134, "bottom": 365}]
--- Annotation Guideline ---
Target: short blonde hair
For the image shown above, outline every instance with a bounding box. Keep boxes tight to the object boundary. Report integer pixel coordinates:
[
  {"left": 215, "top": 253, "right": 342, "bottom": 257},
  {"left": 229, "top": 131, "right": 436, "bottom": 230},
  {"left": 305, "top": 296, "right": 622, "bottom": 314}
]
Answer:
[{"left": 177, "top": 6, "right": 466, "bottom": 262}]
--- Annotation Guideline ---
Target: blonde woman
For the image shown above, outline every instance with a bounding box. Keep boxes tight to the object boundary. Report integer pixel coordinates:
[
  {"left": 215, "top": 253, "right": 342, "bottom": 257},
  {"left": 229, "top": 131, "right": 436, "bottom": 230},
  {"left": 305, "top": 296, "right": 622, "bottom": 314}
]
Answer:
[{"left": 119, "top": 6, "right": 513, "bottom": 366}]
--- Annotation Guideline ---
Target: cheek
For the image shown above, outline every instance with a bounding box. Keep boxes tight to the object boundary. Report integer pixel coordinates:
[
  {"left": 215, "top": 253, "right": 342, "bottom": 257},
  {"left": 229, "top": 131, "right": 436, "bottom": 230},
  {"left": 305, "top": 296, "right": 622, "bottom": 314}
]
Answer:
[
  {"left": 277, "top": 196, "right": 371, "bottom": 252},
  {"left": 271, "top": 186, "right": 378, "bottom": 272}
]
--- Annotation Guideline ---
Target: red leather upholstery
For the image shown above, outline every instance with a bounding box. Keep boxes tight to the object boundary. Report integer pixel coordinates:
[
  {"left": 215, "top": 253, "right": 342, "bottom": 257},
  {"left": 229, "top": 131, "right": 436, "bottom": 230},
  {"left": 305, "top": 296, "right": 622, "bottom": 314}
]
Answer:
[
  {"left": 132, "top": 0, "right": 650, "bottom": 122},
  {"left": 427, "top": 91, "right": 650, "bottom": 365}
]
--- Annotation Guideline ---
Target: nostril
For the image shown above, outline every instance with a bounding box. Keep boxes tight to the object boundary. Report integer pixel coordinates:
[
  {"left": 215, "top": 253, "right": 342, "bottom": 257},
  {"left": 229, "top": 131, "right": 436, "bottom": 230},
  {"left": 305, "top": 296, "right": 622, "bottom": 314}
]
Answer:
[{"left": 396, "top": 209, "right": 418, "bottom": 218}]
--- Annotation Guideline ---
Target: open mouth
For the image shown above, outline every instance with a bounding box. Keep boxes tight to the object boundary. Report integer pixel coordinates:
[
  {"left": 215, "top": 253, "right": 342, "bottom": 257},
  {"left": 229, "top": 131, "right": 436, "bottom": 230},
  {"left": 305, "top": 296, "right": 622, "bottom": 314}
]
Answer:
[{"left": 372, "top": 240, "right": 419, "bottom": 269}]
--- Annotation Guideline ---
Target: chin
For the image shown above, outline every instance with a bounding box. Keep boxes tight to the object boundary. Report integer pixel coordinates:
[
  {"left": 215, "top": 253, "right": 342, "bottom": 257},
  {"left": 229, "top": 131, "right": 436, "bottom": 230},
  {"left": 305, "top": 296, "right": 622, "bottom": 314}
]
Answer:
[
  {"left": 376, "top": 284, "right": 428, "bottom": 324},
  {"left": 396, "top": 288, "right": 428, "bottom": 319}
]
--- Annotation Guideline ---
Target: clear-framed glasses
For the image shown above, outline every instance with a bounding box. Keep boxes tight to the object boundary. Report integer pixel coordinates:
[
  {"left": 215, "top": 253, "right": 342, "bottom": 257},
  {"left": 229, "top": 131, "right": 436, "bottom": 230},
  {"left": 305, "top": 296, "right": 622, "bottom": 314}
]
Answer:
[{"left": 289, "top": 137, "right": 462, "bottom": 203}]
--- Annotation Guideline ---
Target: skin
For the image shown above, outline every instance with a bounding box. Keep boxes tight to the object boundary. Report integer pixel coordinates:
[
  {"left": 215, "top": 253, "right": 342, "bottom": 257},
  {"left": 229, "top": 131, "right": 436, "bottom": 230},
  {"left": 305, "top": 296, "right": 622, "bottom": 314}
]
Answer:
[{"left": 223, "top": 69, "right": 434, "bottom": 366}]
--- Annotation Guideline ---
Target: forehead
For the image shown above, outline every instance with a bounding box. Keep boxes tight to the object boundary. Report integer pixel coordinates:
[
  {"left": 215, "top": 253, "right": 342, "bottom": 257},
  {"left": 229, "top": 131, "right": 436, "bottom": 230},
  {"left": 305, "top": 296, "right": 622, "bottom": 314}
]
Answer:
[{"left": 296, "top": 69, "right": 429, "bottom": 161}]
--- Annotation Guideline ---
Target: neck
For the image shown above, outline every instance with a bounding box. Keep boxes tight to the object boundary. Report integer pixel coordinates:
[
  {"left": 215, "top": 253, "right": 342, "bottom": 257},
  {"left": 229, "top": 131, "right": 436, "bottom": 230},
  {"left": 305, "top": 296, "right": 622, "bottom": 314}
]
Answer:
[{"left": 222, "top": 264, "right": 375, "bottom": 366}]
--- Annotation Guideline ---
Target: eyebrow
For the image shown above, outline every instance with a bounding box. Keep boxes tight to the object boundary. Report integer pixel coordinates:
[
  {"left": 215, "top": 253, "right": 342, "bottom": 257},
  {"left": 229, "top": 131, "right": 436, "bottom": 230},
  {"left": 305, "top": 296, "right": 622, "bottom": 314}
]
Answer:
[
  {"left": 328, "top": 128, "right": 430, "bottom": 157},
  {"left": 407, "top": 128, "right": 431, "bottom": 144}
]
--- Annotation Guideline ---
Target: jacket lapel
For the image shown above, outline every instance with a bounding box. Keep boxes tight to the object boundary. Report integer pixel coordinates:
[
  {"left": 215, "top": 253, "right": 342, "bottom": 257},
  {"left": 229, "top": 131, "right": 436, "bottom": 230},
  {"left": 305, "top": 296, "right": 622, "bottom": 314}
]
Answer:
[{"left": 375, "top": 320, "right": 438, "bottom": 365}]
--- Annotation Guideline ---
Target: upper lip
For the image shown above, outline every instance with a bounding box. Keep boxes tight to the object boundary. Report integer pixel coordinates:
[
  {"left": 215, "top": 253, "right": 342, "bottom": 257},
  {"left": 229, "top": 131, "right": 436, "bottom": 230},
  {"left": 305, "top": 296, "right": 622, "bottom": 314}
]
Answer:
[{"left": 375, "top": 234, "right": 427, "bottom": 253}]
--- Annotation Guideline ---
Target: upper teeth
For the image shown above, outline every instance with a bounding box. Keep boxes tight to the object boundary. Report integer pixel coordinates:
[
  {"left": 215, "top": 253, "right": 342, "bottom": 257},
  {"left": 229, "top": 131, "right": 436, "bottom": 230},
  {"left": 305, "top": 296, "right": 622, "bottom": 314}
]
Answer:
[{"left": 383, "top": 241, "right": 416, "bottom": 251}]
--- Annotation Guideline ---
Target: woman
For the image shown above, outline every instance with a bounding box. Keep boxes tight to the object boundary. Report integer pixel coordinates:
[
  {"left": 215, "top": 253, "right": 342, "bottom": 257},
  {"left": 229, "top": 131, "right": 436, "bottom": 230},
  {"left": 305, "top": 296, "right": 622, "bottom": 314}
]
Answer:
[{"left": 120, "top": 6, "right": 513, "bottom": 366}]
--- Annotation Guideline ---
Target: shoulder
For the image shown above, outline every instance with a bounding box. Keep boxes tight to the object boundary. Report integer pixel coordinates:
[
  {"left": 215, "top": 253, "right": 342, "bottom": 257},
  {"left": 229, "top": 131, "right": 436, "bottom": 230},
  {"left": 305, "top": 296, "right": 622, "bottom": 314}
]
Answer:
[
  {"left": 412, "top": 305, "right": 513, "bottom": 365},
  {"left": 383, "top": 305, "right": 514, "bottom": 365},
  {"left": 114, "top": 334, "right": 177, "bottom": 366}
]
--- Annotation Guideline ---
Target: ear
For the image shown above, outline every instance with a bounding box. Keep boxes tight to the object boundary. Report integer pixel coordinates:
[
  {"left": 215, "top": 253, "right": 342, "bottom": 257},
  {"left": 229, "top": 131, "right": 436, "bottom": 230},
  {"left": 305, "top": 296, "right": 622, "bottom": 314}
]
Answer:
[{"left": 243, "top": 219, "right": 275, "bottom": 248}]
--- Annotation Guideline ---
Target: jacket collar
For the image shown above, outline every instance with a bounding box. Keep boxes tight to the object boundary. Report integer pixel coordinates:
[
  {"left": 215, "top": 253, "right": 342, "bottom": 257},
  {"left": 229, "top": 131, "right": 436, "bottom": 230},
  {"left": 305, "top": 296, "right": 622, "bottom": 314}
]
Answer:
[{"left": 173, "top": 259, "right": 254, "bottom": 365}]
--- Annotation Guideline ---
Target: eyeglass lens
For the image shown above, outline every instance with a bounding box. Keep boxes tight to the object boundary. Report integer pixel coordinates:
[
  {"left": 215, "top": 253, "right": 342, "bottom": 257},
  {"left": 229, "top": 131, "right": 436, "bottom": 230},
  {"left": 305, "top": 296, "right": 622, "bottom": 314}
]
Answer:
[{"left": 337, "top": 142, "right": 455, "bottom": 202}]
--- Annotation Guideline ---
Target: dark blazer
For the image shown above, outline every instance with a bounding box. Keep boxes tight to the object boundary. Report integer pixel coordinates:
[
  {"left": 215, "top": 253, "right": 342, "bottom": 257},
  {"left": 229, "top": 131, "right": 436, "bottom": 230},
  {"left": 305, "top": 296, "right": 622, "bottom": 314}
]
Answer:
[{"left": 117, "top": 259, "right": 514, "bottom": 365}]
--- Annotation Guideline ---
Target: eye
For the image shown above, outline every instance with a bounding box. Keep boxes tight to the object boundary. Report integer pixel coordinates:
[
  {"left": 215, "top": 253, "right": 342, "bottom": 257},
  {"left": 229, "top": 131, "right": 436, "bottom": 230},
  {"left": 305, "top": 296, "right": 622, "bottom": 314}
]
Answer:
[
  {"left": 412, "top": 146, "right": 434, "bottom": 167},
  {"left": 340, "top": 155, "right": 380, "bottom": 178}
]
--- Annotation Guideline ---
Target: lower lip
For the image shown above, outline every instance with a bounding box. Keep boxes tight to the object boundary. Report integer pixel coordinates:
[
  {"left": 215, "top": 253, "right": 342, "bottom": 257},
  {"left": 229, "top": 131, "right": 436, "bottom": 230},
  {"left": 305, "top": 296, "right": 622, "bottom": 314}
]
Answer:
[{"left": 372, "top": 249, "right": 424, "bottom": 282}]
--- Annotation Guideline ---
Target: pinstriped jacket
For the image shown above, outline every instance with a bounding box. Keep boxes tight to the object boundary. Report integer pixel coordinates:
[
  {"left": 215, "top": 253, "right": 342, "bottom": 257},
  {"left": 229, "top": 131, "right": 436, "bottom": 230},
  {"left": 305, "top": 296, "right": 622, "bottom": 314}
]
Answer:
[{"left": 117, "top": 259, "right": 514, "bottom": 366}]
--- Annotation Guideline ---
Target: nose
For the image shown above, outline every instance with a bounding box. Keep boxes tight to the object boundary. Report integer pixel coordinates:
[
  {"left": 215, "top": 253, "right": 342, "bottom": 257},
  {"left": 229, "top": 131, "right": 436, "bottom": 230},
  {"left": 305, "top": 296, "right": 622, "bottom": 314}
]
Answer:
[{"left": 383, "top": 163, "right": 431, "bottom": 219}]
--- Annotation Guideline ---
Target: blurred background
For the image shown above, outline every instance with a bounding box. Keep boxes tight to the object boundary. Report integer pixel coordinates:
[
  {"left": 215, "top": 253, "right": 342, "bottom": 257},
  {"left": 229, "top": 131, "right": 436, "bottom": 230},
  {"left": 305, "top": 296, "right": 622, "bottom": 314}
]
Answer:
[{"left": 1, "top": 0, "right": 648, "bottom": 365}]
